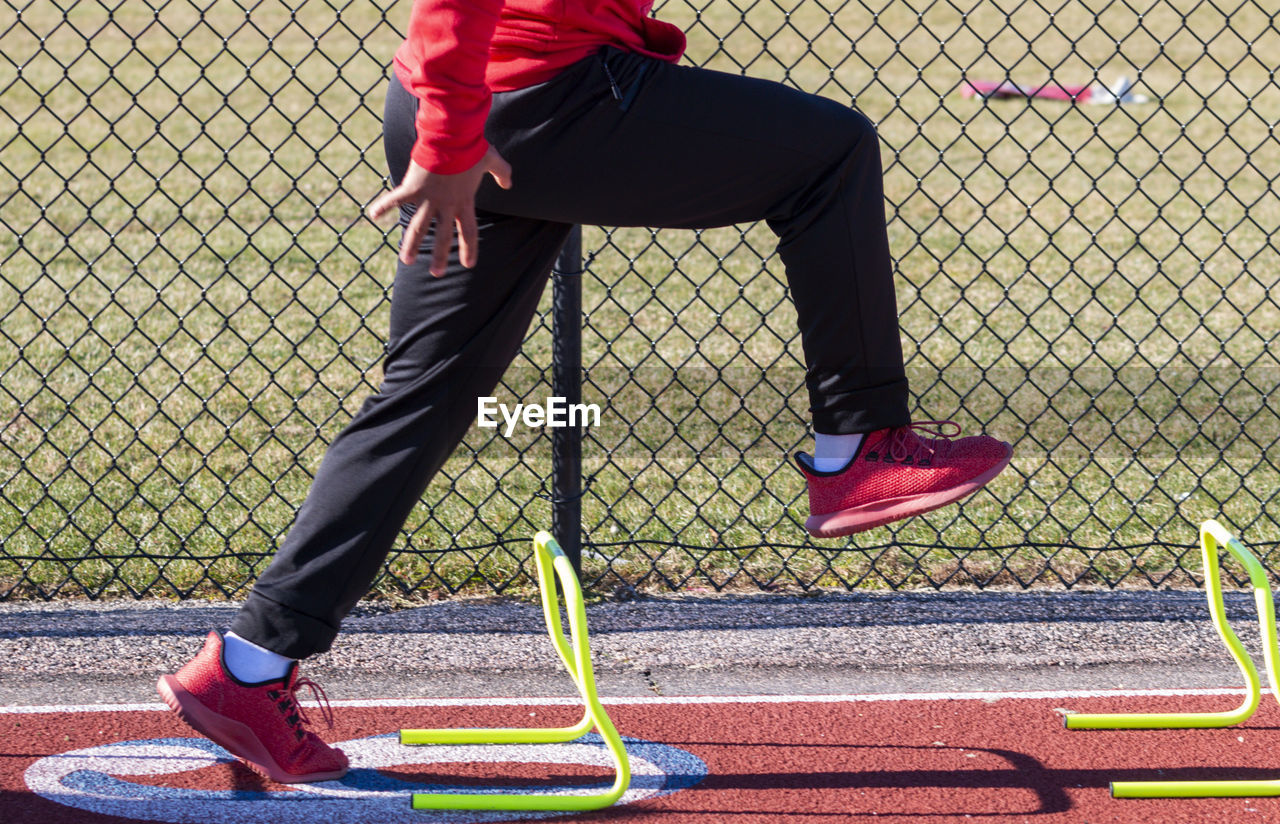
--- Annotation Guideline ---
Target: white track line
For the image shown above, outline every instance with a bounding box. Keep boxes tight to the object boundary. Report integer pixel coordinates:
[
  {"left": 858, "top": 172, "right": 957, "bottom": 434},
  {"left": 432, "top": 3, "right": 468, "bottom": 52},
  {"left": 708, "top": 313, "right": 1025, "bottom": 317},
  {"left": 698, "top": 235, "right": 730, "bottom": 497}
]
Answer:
[{"left": 0, "top": 686, "right": 1257, "bottom": 715}]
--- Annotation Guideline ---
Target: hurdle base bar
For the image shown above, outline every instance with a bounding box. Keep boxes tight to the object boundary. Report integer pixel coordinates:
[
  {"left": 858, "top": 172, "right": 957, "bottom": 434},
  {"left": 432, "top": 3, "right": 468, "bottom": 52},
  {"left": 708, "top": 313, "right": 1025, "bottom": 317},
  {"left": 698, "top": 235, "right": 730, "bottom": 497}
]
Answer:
[
  {"left": 1112, "top": 780, "right": 1280, "bottom": 799},
  {"left": 401, "top": 532, "right": 630, "bottom": 812},
  {"left": 1063, "top": 708, "right": 1255, "bottom": 731},
  {"left": 410, "top": 788, "right": 624, "bottom": 813}
]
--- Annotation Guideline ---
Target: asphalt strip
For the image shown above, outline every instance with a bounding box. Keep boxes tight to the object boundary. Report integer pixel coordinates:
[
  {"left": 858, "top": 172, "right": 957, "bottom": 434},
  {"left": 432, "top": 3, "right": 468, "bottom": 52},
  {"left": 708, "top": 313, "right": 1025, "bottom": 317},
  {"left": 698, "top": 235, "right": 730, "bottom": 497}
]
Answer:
[{"left": 0, "top": 589, "right": 1263, "bottom": 706}]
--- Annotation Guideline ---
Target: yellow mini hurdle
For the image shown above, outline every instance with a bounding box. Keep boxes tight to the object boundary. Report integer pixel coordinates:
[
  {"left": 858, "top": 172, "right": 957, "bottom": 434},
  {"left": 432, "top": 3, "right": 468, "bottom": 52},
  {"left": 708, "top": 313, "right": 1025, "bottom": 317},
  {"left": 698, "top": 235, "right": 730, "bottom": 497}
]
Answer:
[
  {"left": 401, "top": 532, "right": 630, "bottom": 811},
  {"left": 1065, "top": 520, "right": 1280, "bottom": 798}
]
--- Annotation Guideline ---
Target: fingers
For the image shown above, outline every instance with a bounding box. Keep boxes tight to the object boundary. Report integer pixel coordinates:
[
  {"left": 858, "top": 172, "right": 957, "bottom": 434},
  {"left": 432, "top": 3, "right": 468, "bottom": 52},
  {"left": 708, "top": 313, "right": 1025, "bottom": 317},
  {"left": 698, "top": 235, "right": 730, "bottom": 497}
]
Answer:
[
  {"left": 429, "top": 207, "right": 455, "bottom": 276},
  {"left": 371, "top": 153, "right": 507, "bottom": 274},
  {"left": 392, "top": 193, "right": 462, "bottom": 275},
  {"left": 368, "top": 178, "right": 431, "bottom": 266},
  {"left": 456, "top": 207, "right": 479, "bottom": 270},
  {"left": 365, "top": 189, "right": 397, "bottom": 223},
  {"left": 486, "top": 151, "right": 514, "bottom": 190},
  {"left": 402, "top": 204, "right": 475, "bottom": 276},
  {"left": 367, "top": 160, "right": 430, "bottom": 224},
  {"left": 400, "top": 198, "right": 434, "bottom": 267}
]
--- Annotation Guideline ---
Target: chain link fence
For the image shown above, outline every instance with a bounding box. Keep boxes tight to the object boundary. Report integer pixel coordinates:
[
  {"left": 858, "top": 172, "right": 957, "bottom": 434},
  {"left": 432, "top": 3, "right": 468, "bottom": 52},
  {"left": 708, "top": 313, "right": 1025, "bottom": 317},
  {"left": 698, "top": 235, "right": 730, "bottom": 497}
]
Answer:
[{"left": 1, "top": 0, "right": 1277, "bottom": 600}]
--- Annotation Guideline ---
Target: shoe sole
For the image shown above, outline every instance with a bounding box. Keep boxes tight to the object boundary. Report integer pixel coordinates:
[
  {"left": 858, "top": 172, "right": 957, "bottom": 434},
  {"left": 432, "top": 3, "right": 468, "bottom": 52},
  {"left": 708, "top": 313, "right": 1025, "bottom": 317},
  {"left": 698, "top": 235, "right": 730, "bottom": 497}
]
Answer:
[
  {"left": 805, "top": 443, "right": 1013, "bottom": 538},
  {"left": 156, "top": 674, "right": 348, "bottom": 784}
]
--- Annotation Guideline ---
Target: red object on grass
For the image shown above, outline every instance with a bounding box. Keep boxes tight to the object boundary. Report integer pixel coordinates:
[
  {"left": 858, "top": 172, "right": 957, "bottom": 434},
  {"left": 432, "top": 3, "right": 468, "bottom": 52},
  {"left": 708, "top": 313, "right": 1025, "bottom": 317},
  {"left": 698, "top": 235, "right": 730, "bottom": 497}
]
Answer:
[
  {"left": 962, "top": 76, "right": 1148, "bottom": 104},
  {"left": 962, "top": 78, "right": 1097, "bottom": 102}
]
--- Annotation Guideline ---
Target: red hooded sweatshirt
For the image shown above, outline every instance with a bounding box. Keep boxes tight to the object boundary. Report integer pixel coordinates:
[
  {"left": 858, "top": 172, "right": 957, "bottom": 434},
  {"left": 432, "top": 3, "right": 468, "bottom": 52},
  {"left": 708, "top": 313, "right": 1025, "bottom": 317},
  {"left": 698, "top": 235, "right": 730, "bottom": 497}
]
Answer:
[{"left": 392, "top": 0, "right": 686, "bottom": 175}]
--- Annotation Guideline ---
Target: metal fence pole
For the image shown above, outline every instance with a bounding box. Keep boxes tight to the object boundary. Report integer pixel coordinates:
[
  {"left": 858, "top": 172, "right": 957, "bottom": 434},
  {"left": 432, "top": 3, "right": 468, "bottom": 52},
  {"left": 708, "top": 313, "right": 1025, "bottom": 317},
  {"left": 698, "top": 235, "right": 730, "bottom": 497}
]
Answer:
[{"left": 551, "top": 225, "right": 584, "bottom": 577}]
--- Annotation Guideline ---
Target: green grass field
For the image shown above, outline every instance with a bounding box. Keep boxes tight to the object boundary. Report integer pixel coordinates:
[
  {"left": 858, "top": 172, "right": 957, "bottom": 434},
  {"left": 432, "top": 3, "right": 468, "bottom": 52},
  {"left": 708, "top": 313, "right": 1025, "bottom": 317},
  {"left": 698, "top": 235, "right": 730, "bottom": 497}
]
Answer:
[{"left": 0, "top": 0, "right": 1277, "bottom": 599}]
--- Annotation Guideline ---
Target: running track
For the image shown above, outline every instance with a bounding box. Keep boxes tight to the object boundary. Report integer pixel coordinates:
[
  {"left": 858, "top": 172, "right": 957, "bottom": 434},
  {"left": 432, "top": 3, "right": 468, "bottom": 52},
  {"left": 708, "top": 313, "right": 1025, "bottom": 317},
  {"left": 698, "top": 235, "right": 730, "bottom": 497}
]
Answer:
[{"left": 5, "top": 689, "right": 1280, "bottom": 823}]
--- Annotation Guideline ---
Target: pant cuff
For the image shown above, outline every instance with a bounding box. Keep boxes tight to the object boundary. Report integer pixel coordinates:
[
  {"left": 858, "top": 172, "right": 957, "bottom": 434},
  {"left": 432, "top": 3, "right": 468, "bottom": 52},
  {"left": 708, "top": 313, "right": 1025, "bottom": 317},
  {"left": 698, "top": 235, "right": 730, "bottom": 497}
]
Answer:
[
  {"left": 230, "top": 590, "right": 339, "bottom": 660},
  {"left": 810, "top": 377, "right": 911, "bottom": 435}
]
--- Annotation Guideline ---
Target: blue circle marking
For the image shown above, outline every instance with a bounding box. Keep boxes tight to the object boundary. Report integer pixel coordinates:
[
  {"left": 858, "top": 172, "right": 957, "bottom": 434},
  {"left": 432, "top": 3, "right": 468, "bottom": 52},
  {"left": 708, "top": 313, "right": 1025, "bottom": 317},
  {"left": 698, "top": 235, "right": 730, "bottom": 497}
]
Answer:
[{"left": 25, "top": 731, "right": 708, "bottom": 823}]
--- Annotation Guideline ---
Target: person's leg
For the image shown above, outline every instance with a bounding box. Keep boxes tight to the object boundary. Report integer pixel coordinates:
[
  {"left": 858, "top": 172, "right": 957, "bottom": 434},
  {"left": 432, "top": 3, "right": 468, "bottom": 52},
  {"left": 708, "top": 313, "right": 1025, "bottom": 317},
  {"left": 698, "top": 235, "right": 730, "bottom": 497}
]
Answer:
[
  {"left": 229, "top": 75, "right": 573, "bottom": 660},
  {"left": 479, "top": 47, "right": 908, "bottom": 437},
  {"left": 472, "top": 48, "right": 1010, "bottom": 536},
  {"left": 230, "top": 54, "right": 923, "bottom": 664},
  {"left": 160, "top": 75, "right": 571, "bottom": 783},
  {"left": 228, "top": 215, "right": 569, "bottom": 658}
]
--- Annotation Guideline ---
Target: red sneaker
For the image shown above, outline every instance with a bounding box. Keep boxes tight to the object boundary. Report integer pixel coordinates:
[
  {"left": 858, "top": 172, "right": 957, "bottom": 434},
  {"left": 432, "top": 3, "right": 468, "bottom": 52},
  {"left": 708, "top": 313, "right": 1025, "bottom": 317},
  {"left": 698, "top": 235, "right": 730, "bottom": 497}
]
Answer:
[
  {"left": 797, "top": 421, "right": 1012, "bottom": 538},
  {"left": 156, "top": 631, "right": 348, "bottom": 783}
]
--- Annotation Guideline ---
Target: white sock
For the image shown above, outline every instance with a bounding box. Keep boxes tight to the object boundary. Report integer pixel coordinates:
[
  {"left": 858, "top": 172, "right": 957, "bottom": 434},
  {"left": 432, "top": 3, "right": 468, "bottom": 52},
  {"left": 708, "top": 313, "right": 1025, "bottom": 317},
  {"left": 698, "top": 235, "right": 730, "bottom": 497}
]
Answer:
[
  {"left": 222, "top": 630, "right": 294, "bottom": 683},
  {"left": 813, "top": 432, "right": 863, "bottom": 472}
]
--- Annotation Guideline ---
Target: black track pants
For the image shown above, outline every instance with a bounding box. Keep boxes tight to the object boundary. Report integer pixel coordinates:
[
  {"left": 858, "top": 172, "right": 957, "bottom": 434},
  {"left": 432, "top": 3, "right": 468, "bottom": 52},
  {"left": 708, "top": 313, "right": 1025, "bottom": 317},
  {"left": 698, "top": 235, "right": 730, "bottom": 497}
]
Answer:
[{"left": 231, "top": 47, "right": 910, "bottom": 658}]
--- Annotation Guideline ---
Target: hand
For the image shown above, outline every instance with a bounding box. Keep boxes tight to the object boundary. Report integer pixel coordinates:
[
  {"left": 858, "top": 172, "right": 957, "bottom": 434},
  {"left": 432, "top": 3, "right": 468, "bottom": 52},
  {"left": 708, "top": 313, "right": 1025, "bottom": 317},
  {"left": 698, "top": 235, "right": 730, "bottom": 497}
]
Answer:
[{"left": 366, "top": 146, "right": 513, "bottom": 276}]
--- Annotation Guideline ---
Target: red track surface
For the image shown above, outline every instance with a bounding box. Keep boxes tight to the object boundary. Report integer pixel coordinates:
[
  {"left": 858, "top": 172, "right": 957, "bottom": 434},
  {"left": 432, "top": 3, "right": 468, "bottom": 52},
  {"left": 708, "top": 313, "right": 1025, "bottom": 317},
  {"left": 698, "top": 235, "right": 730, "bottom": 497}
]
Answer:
[{"left": 5, "top": 691, "right": 1280, "bottom": 823}]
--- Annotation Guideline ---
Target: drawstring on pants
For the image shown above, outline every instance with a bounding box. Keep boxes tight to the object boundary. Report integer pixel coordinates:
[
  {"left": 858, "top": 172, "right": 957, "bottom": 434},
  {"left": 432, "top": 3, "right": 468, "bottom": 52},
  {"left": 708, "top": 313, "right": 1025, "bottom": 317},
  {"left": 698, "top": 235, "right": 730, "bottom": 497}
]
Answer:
[{"left": 599, "top": 51, "right": 649, "bottom": 112}]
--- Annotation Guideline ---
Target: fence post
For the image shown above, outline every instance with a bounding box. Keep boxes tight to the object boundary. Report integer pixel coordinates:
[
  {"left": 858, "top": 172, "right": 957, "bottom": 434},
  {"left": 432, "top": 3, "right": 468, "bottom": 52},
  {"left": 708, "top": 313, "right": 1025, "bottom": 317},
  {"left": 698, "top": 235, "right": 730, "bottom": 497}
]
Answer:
[{"left": 551, "top": 225, "right": 584, "bottom": 577}]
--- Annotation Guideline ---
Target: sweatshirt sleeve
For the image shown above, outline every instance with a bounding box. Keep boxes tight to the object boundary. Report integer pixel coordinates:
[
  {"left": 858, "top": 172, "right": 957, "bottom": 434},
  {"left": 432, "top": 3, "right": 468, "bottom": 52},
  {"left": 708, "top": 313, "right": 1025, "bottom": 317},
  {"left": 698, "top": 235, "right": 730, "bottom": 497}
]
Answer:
[{"left": 396, "top": 0, "right": 503, "bottom": 174}]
